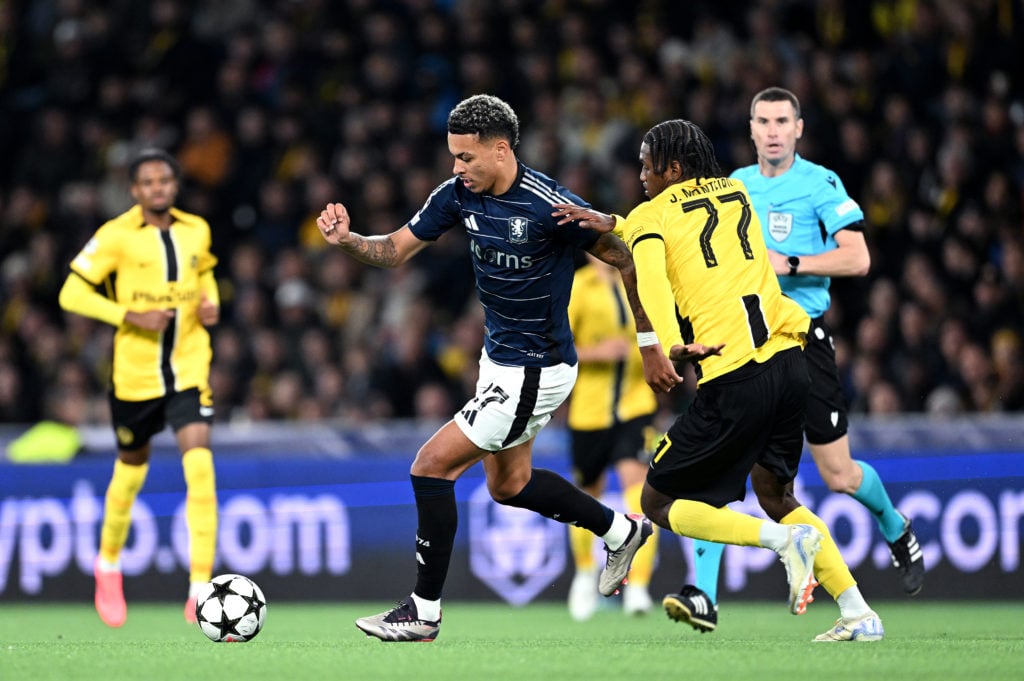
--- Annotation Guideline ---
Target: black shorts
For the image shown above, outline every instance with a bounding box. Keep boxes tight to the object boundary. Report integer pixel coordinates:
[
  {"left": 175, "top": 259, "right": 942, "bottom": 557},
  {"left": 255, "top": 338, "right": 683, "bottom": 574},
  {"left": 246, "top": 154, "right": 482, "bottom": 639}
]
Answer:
[
  {"left": 803, "top": 316, "right": 848, "bottom": 445},
  {"left": 646, "top": 347, "right": 809, "bottom": 507},
  {"left": 570, "top": 414, "right": 656, "bottom": 488},
  {"left": 109, "top": 387, "right": 213, "bottom": 450}
]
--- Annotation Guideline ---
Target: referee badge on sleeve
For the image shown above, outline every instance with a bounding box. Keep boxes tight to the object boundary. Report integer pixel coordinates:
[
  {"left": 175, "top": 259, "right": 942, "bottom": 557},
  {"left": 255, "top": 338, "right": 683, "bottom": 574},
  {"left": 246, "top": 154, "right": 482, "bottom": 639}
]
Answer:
[{"left": 767, "top": 211, "right": 793, "bottom": 242}]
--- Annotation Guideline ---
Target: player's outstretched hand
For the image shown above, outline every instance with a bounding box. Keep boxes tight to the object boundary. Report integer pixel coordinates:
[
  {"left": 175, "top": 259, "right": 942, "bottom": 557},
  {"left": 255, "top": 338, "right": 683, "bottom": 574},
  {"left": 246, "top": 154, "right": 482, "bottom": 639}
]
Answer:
[
  {"left": 551, "top": 203, "right": 616, "bottom": 233},
  {"left": 317, "top": 202, "right": 352, "bottom": 245},
  {"left": 669, "top": 343, "right": 725, "bottom": 363}
]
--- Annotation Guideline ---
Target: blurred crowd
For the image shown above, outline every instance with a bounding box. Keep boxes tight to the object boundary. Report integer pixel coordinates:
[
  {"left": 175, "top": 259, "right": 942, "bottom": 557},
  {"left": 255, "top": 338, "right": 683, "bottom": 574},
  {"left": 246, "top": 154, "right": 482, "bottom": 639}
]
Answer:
[{"left": 1, "top": 0, "right": 1022, "bottom": 433}]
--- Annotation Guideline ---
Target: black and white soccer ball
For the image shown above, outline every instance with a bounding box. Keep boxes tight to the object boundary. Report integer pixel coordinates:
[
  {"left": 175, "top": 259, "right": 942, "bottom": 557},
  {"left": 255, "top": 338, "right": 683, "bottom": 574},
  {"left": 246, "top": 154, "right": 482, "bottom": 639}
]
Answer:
[{"left": 194, "top": 574, "right": 267, "bottom": 642}]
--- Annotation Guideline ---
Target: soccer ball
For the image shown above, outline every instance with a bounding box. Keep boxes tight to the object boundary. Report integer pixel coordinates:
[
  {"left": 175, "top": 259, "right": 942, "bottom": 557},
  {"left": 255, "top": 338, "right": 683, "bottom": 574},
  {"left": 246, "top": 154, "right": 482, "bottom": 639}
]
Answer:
[{"left": 194, "top": 574, "right": 267, "bottom": 642}]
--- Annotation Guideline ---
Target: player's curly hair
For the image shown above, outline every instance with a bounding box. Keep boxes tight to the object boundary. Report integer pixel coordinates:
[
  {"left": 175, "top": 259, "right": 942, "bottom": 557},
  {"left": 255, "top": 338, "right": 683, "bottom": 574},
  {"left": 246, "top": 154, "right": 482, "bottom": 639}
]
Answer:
[
  {"left": 128, "top": 148, "right": 181, "bottom": 182},
  {"left": 447, "top": 94, "right": 520, "bottom": 149},
  {"left": 642, "top": 119, "right": 721, "bottom": 182}
]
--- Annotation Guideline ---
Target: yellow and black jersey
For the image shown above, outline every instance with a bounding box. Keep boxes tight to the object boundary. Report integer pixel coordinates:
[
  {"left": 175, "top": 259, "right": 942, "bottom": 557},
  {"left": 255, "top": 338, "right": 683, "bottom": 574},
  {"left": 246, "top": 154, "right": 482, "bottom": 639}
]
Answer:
[
  {"left": 61, "top": 205, "right": 218, "bottom": 401},
  {"left": 617, "top": 177, "right": 809, "bottom": 385},
  {"left": 567, "top": 263, "right": 657, "bottom": 430}
]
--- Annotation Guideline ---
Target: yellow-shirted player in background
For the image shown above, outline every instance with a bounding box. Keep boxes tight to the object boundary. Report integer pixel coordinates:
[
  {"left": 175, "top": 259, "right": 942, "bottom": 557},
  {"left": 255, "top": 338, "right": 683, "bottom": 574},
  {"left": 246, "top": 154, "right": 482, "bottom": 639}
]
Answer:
[
  {"left": 565, "top": 253, "right": 661, "bottom": 620},
  {"left": 59, "top": 148, "right": 220, "bottom": 628},
  {"left": 553, "top": 119, "right": 883, "bottom": 642}
]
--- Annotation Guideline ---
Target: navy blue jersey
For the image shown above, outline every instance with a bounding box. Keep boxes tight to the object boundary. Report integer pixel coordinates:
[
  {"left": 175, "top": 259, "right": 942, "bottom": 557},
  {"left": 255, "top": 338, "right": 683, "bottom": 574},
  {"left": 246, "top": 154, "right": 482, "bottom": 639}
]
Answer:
[{"left": 409, "top": 163, "right": 599, "bottom": 367}]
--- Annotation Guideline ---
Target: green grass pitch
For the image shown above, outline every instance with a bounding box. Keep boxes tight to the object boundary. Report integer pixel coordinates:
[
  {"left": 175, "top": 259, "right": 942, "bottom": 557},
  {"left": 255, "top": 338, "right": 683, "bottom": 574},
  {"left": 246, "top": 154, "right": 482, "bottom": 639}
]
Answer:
[{"left": 2, "top": 601, "right": 1020, "bottom": 681}]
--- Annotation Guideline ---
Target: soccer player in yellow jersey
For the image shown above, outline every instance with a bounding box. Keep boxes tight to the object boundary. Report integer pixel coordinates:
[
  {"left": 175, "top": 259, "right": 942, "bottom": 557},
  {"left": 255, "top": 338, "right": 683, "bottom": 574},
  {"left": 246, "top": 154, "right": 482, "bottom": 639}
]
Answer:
[
  {"left": 565, "top": 254, "right": 661, "bottom": 620},
  {"left": 552, "top": 120, "right": 883, "bottom": 642},
  {"left": 58, "top": 148, "right": 220, "bottom": 628}
]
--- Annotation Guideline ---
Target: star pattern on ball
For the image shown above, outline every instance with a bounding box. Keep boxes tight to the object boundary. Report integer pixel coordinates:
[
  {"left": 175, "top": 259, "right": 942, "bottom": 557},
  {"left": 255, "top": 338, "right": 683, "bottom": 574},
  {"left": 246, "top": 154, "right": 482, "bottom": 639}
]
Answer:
[{"left": 195, "top": 575, "right": 267, "bottom": 642}]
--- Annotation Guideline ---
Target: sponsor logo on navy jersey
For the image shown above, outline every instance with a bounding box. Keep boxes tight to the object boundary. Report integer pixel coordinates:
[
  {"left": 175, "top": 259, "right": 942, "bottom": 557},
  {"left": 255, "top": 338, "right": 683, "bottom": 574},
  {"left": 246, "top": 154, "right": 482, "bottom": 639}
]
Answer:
[{"left": 468, "top": 240, "right": 534, "bottom": 269}]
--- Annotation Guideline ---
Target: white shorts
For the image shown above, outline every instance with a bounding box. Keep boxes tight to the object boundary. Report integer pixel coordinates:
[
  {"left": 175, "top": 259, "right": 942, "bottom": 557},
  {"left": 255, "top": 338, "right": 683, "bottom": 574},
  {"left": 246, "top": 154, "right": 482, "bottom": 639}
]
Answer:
[{"left": 454, "top": 352, "right": 577, "bottom": 452}]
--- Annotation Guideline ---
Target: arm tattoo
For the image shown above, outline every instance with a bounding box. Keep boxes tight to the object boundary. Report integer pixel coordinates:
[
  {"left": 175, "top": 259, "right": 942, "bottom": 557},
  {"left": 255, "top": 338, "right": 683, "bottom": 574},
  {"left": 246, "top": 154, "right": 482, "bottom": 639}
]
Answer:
[
  {"left": 338, "top": 234, "right": 401, "bottom": 268},
  {"left": 588, "top": 234, "right": 654, "bottom": 333},
  {"left": 621, "top": 268, "right": 654, "bottom": 333}
]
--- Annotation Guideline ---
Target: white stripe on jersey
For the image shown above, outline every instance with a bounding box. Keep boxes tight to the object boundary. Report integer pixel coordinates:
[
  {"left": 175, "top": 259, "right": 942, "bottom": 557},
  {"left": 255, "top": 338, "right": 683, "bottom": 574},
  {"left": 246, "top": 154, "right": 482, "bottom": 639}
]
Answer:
[
  {"left": 476, "top": 268, "right": 552, "bottom": 282},
  {"left": 488, "top": 337, "right": 551, "bottom": 356},
  {"left": 476, "top": 284, "right": 550, "bottom": 302},
  {"left": 478, "top": 300, "right": 546, "bottom": 322},
  {"left": 472, "top": 231, "right": 511, "bottom": 242},
  {"left": 521, "top": 170, "right": 574, "bottom": 205}
]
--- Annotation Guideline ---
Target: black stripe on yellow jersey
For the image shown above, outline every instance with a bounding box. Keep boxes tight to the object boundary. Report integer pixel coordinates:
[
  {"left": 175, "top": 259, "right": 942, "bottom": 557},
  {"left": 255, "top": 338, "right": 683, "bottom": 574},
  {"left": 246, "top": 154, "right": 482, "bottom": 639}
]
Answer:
[
  {"left": 62, "top": 205, "right": 218, "bottom": 401},
  {"left": 567, "top": 263, "right": 657, "bottom": 431},
  {"left": 616, "top": 177, "right": 809, "bottom": 385}
]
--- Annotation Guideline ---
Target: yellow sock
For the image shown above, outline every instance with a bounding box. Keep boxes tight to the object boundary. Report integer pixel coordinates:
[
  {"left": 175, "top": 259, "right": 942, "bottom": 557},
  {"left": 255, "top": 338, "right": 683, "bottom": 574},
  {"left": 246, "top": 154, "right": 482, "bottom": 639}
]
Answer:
[
  {"left": 99, "top": 459, "right": 149, "bottom": 564},
  {"left": 623, "top": 482, "right": 658, "bottom": 585},
  {"left": 667, "top": 499, "right": 764, "bottom": 546},
  {"left": 569, "top": 524, "right": 596, "bottom": 572},
  {"left": 781, "top": 506, "right": 857, "bottom": 599},
  {"left": 183, "top": 447, "right": 218, "bottom": 584}
]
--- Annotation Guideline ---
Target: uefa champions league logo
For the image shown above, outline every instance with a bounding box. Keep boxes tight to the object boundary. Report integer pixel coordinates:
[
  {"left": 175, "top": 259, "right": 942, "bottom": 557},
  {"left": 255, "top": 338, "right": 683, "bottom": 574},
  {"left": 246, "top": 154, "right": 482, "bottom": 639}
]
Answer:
[{"left": 467, "top": 483, "right": 566, "bottom": 605}]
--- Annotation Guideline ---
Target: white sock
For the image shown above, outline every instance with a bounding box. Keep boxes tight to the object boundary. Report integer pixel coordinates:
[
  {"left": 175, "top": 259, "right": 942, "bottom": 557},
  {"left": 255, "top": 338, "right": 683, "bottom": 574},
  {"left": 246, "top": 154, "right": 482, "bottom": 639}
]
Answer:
[
  {"left": 600, "top": 513, "right": 632, "bottom": 550},
  {"left": 411, "top": 592, "right": 441, "bottom": 621},
  {"left": 97, "top": 557, "right": 121, "bottom": 572},
  {"left": 836, "top": 586, "right": 872, "bottom": 619},
  {"left": 758, "top": 522, "right": 792, "bottom": 552},
  {"left": 189, "top": 581, "right": 207, "bottom": 599}
]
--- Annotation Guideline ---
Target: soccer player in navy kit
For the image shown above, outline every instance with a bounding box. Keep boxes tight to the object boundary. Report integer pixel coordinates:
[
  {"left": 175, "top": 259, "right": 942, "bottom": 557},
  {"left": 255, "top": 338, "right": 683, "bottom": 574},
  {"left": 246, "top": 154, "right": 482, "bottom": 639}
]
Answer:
[
  {"left": 317, "top": 94, "right": 682, "bottom": 642},
  {"left": 686, "top": 87, "right": 924, "bottom": 634}
]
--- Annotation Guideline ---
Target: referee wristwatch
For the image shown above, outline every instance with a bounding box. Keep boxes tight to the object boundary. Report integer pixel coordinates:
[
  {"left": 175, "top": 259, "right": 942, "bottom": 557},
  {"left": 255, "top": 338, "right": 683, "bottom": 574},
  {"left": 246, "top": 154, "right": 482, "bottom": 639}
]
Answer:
[{"left": 787, "top": 255, "right": 801, "bottom": 276}]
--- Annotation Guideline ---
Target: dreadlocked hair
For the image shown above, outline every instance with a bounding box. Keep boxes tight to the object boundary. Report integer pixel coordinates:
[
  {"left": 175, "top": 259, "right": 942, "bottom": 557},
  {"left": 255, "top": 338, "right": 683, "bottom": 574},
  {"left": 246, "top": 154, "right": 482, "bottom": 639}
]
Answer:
[
  {"left": 447, "top": 94, "right": 520, "bottom": 149},
  {"left": 642, "top": 119, "right": 721, "bottom": 183}
]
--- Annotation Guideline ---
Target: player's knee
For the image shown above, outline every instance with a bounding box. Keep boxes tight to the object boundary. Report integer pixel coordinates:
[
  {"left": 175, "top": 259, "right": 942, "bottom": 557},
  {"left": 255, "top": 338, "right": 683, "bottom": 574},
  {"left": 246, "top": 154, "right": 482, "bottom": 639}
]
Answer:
[
  {"left": 118, "top": 446, "right": 150, "bottom": 467},
  {"left": 823, "top": 475, "right": 857, "bottom": 495},
  {"left": 488, "top": 479, "right": 522, "bottom": 502},
  {"left": 817, "top": 463, "right": 858, "bottom": 494},
  {"left": 752, "top": 481, "right": 799, "bottom": 522},
  {"left": 755, "top": 495, "right": 790, "bottom": 522},
  {"left": 639, "top": 486, "right": 671, "bottom": 529}
]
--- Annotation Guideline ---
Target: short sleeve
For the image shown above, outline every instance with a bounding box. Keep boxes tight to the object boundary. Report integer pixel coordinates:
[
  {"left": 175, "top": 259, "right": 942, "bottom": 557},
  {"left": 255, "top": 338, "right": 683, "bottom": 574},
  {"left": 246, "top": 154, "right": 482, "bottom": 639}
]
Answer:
[
  {"left": 814, "top": 171, "right": 864, "bottom": 236},
  {"left": 408, "top": 179, "right": 461, "bottom": 241}
]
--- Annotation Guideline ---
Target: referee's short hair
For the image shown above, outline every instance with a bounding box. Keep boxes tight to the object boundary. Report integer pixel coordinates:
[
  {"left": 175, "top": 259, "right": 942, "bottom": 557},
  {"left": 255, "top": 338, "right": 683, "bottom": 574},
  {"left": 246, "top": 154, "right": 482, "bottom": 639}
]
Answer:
[
  {"left": 750, "top": 86, "right": 802, "bottom": 120},
  {"left": 129, "top": 148, "right": 181, "bottom": 182}
]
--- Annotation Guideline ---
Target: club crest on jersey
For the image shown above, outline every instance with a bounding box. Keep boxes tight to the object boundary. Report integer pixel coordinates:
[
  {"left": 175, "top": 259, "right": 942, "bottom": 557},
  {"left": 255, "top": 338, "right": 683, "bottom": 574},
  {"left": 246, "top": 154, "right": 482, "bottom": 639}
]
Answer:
[
  {"left": 508, "top": 217, "right": 529, "bottom": 244},
  {"left": 767, "top": 211, "right": 793, "bottom": 242}
]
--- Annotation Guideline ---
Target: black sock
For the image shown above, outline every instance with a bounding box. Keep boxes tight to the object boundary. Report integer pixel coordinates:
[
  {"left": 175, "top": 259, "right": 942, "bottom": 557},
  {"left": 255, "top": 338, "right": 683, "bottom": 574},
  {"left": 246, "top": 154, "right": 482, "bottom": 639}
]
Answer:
[
  {"left": 410, "top": 475, "right": 457, "bottom": 601},
  {"left": 499, "top": 468, "right": 614, "bottom": 535}
]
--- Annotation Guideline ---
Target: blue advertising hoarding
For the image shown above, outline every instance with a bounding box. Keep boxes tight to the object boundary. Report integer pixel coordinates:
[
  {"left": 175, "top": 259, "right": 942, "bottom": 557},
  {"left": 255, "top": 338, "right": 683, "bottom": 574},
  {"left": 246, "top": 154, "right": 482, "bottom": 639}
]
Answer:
[{"left": 1, "top": 418, "right": 1022, "bottom": 603}]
